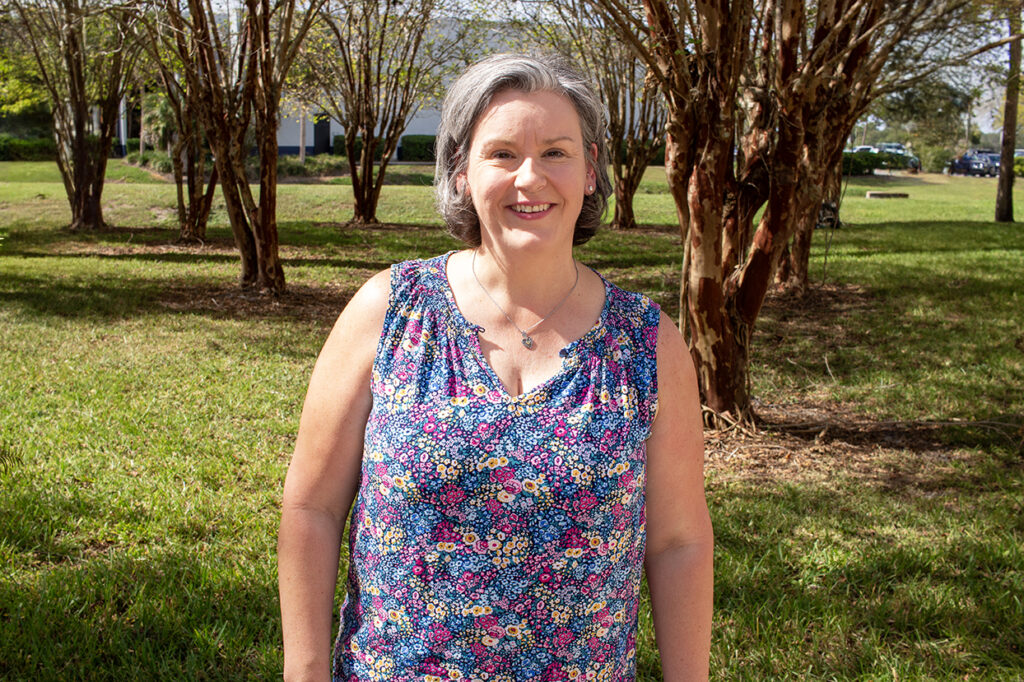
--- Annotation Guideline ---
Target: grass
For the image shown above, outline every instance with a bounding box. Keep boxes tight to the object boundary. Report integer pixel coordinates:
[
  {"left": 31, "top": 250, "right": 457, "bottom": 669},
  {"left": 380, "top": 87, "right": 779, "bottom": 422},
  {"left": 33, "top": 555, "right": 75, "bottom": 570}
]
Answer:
[{"left": 1, "top": 163, "right": 1022, "bottom": 679}]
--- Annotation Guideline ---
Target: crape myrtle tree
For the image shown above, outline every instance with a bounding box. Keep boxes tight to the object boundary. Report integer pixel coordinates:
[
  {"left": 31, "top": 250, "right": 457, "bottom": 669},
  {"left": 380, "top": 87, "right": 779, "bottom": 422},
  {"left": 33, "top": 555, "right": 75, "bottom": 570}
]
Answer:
[
  {"left": 301, "top": 0, "right": 474, "bottom": 226},
  {"left": 514, "top": 0, "right": 666, "bottom": 230},
  {"left": 153, "top": 0, "right": 325, "bottom": 293},
  {"left": 756, "top": 1, "right": 991, "bottom": 293},
  {"left": 136, "top": 14, "right": 218, "bottom": 242},
  {"left": 9, "top": 0, "right": 142, "bottom": 231},
  {"left": 587, "top": 0, "right": 998, "bottom": 424}
]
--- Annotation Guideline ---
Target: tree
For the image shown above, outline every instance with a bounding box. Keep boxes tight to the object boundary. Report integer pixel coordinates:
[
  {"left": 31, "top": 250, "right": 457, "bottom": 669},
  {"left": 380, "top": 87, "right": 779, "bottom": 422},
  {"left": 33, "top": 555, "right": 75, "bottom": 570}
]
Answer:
[
  {"left": 587, "top": 0, "right": 1005, "bottom": 424},
  {"left": 135, "top": 17, "right": 218, "bottom": 242},
  {"left": 515, "top": 0, "right": 666, "bottom": 230},
  {"left": 153, "top": 0, "right": 326, "bottom": 292},
  {"left": 588, "top": 0, "right": 754, "bottom": 424},
  {"left": 9, "top": 0, "right": 141, "bottom": 231},
  {"left": 301, "top": 0, "right": 472, "bottom": 226},
  {"left": 996, "top": 1, "right": 1022, "bottom": 223}
]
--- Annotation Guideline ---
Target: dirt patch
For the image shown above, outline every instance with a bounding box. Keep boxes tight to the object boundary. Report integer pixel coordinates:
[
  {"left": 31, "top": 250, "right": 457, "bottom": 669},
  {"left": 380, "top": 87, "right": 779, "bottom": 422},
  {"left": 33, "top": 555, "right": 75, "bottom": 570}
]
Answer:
[
  {"left": 705, "top": 399, "right": 1023, "bottom": 495},
  {"left": 155, "top": 281, "right": 351, "bottom": 326}
]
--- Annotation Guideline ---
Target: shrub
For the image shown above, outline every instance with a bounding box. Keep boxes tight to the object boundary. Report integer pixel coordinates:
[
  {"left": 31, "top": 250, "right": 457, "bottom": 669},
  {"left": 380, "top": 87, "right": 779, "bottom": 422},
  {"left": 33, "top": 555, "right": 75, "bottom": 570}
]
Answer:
[
  {"left": 1014, "top": 157, "right": 1024, "bottom": 178},
  {"left": 126, "top": 149, "right": 173, "bottom": 174},
  {"left": 0, "top": 135, "right": 56, "bottom": 161},
  {"left": 331, "top": 135, "right": 387, "bottom": 160},
  {"left": 275, "top": 153, "right": 349, "bottom": 178},
  {"left": 842, "top": 150, "right": 880, "bottom": 175},
  {"left": 399, "top": 135, "right": 436, "bottom": 162},
  {"left": 917, "top": 146, "right": 955, "bottom": 174}
]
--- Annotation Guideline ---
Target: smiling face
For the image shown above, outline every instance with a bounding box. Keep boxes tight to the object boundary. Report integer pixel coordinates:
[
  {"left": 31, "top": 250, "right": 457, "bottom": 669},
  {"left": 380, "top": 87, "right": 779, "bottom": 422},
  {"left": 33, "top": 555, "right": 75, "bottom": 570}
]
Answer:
[{"left": 461, "top": 89, "right": 596, "bottom": 252}]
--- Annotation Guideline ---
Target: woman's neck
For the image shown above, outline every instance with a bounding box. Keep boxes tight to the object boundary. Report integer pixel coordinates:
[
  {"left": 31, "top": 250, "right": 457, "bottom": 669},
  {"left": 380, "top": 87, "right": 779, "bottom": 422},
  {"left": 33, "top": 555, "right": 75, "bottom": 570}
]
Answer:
[{"left": 471, "top": 241, "right": 578, "bottom": 310}]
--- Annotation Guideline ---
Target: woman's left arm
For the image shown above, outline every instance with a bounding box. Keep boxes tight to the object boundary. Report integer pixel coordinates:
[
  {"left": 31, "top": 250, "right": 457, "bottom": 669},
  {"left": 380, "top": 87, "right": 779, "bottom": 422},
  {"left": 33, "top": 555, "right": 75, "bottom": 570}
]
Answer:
[{"left": 644, "top": 311, "right": 714, "bottom": 681}]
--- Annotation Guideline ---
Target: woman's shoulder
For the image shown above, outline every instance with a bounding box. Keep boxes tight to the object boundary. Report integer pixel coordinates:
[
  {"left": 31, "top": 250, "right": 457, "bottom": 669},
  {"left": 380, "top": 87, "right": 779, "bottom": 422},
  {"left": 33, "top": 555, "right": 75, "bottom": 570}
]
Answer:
[{"left": 596, "top": 273, "right": 662, "bottom": 346}]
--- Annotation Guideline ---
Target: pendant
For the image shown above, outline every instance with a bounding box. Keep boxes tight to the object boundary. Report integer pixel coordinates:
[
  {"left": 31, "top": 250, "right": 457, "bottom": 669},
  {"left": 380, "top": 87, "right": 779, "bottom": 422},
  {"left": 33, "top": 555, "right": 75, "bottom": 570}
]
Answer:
[{"left": 521, "top": 333, "right": 534, "bottom": 349}]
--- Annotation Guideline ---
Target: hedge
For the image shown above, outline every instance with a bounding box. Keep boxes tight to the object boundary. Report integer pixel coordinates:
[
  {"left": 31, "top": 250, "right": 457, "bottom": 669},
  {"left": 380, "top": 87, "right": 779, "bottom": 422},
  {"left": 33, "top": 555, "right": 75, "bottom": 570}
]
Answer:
[
  {"left": 331, "top": 135, "right": 387, "bottom": 160},
  {"left": 0, "top": 135, "right": 56, "bottom": 161},
  {"left": 398, "top": 135, "right": 436, "bottom": 162}
]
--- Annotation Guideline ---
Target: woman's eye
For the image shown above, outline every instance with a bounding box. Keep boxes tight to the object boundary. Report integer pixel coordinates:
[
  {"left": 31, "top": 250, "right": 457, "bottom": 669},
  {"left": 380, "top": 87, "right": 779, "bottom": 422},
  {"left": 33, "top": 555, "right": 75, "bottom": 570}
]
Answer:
[
  {"left": 545, "top": 149, "right": 567, "bottom": 158},
  {"left": 492, "top": 150, "right": 514, "bottom": 160}
]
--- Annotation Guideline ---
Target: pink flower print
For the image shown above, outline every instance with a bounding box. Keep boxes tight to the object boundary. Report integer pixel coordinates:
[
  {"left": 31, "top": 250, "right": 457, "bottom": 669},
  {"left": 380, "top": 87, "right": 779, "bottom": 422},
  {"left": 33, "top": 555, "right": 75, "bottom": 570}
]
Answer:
[
  {"left": 542, "top": 663, "right": 568, "bottom": 681},
  {"left": 492, "top": 467, "right": 514, "bottom": 483},
  {"left": 439, "top": 484, "right": 466, "bottom": 506},
  {"left": 485, "top": 499, "right": 502, "bottom": 515},
  {"left": 502, "top": 479, "right": 522, "bottom": 495},
  {"left": 486, "top": 389, "right": 503, "bottom": 403},
  {"left": 554, "top": 421, "right": 567, "bottom": 437},
  {"left": 563, "top": 528, "right": 586, "bottom": 548},
  {"left": 553, "top": 627, "right": 575, "bottom": 649},
  {"left": 574, "top": 491, "right": 599, "bottom": 512},
  {"left": 432, "top": 521, "right": 460, "bottom": 543},
  {"left": 429, "top": 623, "right": 453, "bottom": 644},
  {"left": 595, "top": 608, "right": 614, "bottom": 628},
  {"left": 473, "top": 540, "right": 489, "bottom": 554}
]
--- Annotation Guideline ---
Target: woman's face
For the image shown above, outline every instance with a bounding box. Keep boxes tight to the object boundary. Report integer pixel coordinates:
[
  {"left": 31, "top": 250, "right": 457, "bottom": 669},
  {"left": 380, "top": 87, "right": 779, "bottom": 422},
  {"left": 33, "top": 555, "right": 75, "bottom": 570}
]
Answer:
[{"left": 461, "top": 89, "right": 596, "bottom": 252}]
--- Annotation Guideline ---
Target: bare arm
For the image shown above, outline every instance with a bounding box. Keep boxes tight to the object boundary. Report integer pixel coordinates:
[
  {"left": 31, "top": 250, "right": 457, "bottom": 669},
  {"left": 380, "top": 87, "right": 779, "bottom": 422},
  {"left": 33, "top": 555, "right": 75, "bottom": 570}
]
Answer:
[
  {"left": 644, "top": 311, "right": 714, "bottom": 681},
  {"left": 278, "top": 270, "right": 390, "bottom": 682}
]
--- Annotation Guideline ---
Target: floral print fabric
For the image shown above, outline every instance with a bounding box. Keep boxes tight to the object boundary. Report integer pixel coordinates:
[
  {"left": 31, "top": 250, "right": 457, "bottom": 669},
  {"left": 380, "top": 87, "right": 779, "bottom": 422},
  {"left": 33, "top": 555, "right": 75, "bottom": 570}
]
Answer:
[{"left": 334, "top": 253, "right": 660, "bottom": 681}]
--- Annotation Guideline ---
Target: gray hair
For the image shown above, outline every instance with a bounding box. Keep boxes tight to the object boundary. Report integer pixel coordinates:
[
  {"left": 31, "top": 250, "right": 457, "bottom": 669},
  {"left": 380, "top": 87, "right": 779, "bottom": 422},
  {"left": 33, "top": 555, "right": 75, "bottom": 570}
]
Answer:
[{"left": 434, "top": 53, "right": 611, "bottom": 246}]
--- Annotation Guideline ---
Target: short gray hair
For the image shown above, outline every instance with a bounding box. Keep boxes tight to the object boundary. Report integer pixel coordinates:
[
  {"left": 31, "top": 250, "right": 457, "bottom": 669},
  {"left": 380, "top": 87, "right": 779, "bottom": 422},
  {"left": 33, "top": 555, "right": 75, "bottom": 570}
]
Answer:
[{"left": 434, "top": 53, "right": 611, "bottom": 246}]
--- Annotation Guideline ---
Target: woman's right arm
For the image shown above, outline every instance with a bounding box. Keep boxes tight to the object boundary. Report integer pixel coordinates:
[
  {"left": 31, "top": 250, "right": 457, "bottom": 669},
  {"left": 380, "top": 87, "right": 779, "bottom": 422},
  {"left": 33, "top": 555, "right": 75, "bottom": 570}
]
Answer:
[{"left": 278, "top": 270, "right": 391, "bottom": 682}]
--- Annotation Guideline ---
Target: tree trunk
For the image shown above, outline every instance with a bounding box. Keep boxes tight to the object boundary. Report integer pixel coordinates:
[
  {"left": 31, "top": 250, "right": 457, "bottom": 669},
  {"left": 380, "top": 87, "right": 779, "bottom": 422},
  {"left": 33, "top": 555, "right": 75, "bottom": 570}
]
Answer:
[
  {"left": 254, "top": 120, "right": 286, "bottom": 292},
  {"left": 611, "top": 150, "right": 646, "bottom": 230},
  {"left": 347, "top": 131, "right": 381, "bottom": 225},
  {"left": 996, "top": 6, "right": 1021, "bottom": 223}
]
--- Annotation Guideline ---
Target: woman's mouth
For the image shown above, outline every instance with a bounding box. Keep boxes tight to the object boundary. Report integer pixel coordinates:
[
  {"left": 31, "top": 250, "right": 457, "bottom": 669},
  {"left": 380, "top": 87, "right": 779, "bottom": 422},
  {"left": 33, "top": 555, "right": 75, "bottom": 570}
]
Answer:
[{"left": 510, "top": 203, "right": 552, "bottom": 215}]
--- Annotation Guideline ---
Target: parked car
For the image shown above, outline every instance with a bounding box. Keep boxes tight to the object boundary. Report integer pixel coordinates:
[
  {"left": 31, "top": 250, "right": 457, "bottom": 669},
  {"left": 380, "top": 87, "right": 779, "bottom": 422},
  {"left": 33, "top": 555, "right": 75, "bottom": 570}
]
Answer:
[
  {"left": 950, "top": 152, "right": 999, "bottom": 176},
  {"left": 852, "top": 145, "right": 877, "bottom": 154},
  {"left": 970, "top": 154, "right": 999, "bottom": 177},
  {"left": 877, "top": 142, "right": 906, "bottom": 155}
]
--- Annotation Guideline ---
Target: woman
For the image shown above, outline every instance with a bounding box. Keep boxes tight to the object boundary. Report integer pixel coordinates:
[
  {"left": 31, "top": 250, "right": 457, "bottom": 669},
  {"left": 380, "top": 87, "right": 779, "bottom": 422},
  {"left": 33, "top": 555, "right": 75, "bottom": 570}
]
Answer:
[{"left": 278, "top": 54, "right": 713, "bottom": 681}]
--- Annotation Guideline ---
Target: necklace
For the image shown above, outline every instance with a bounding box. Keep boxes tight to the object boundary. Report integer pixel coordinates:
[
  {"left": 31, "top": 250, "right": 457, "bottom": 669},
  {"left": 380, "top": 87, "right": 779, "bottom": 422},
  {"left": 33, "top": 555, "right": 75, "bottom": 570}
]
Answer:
[{"left": 471, "top": 249, "right": 579, "bottom": 349}]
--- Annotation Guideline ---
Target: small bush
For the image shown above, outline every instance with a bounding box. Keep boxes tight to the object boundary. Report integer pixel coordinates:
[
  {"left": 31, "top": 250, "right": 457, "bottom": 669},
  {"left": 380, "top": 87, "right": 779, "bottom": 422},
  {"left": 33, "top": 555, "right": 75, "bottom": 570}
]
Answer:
[
  {"left": 399, "top": 135, "right": 436, "bottom": 162},
  {"left": 331, "top": 135, "right": 387, "bottom": 161},
  {"left": 1014, "top": 157, "right": 1024, "bottom": 178},
  {"left": 126, "top": 149, "right": 173, "bottom": 174},
  {"left": 0, "top": 135, "right": 56, "bottom": 161},
  {"left": 275, "top": 153, "right": 349, "bottom": 178},
  {"left": 917, "top": 146, "right": 955, "bottom": 174},
  {"left": 842, "top": 150, "right": 879, "bottom": 175}
]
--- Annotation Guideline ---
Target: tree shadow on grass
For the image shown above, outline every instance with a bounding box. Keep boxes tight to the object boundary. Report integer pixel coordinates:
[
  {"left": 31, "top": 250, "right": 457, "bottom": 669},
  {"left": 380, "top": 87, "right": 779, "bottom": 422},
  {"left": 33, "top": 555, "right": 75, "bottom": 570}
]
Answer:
[
  {"left": 0, "top": 548, "right": 283, "bottom": 680},
  {"left": 711, "top": 482, "right": 1024, "bottom": 678}
]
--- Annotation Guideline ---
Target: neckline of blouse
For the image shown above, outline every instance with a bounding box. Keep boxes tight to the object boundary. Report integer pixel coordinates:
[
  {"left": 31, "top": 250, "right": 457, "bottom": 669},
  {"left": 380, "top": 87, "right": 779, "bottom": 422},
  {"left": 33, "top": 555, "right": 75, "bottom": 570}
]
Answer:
[{"left": 437, "top": 249, "right": 612, "bottom": 362}]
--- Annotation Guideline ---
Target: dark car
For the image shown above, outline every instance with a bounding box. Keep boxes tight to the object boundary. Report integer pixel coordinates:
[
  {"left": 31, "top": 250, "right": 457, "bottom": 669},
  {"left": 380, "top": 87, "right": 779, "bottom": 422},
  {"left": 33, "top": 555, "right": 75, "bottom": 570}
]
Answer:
[
  {"left": 950, "top": 152, "right": 999, "bottom": 176},
  {"left": 970, "top": 154, "right": 999, "bottom": 177}
]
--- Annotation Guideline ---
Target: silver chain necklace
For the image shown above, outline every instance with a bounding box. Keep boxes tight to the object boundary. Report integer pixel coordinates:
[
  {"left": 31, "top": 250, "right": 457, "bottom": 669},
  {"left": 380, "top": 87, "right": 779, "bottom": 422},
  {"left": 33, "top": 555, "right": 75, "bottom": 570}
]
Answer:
[{"left": 471, "top": 249, "right": 579, "bottom": 349}]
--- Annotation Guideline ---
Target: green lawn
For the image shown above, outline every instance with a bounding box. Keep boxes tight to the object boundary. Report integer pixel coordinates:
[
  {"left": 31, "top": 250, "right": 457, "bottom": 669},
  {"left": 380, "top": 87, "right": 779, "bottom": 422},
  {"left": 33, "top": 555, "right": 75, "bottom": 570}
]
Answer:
[{"left": 0, "top": 163, "right": 1022, "bottom": 679}]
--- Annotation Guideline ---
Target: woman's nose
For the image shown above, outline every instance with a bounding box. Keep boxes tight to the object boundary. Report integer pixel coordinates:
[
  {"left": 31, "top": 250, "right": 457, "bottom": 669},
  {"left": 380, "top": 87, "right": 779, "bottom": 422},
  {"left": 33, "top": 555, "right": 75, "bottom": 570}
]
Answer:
[{"left": 514, "top": 156, "right": 546, "bottom": 192}]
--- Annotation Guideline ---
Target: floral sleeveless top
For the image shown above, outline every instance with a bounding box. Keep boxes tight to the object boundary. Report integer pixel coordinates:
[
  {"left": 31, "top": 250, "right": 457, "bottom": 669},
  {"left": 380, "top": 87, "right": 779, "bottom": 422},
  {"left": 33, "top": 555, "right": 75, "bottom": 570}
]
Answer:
[{"left": 334, "top": 253, "right": 660, "bottom": 682}]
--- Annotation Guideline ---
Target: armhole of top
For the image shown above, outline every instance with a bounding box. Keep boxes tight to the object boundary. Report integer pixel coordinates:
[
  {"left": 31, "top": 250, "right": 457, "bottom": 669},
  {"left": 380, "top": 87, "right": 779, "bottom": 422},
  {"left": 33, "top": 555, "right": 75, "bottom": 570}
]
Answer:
[
  {"left": 369, "top": 263, "right": 402, "bottom": 381},
  {"left": 643, "top": 298, "right": 661, "bottom": 440}
]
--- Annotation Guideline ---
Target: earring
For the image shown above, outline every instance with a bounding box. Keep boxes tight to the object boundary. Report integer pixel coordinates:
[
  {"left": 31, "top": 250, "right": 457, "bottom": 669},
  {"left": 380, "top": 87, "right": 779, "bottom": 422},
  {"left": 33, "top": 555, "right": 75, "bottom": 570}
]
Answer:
[{"left": 587, "top": 185, "right": 594, "bottom": 193}]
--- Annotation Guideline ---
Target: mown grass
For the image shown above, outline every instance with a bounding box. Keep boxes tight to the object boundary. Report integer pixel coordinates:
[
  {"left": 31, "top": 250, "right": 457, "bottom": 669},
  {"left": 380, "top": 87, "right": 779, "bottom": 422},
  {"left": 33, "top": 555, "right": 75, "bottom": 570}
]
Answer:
[{"left": 1, "top": 163, "right": 1022, "bottom": 680}]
